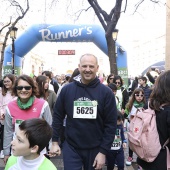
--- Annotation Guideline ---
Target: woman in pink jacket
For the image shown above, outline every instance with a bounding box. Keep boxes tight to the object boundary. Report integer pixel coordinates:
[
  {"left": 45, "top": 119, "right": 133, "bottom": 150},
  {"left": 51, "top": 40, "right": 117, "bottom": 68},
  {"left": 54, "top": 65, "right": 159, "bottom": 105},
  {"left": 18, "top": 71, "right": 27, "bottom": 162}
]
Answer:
[
  {"left": 0, "top": 74, "right": 16, "bottom": 158},
  {"left": 3, "top": 75, "right": 52, "bottom": 164}
]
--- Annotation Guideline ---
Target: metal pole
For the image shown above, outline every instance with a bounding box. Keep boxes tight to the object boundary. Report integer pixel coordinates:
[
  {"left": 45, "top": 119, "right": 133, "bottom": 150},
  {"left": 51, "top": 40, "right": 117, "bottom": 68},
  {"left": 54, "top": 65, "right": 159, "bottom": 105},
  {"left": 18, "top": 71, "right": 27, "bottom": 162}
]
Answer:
[{"left": 12, "top": 38, "right": 15, "bottom": 74}]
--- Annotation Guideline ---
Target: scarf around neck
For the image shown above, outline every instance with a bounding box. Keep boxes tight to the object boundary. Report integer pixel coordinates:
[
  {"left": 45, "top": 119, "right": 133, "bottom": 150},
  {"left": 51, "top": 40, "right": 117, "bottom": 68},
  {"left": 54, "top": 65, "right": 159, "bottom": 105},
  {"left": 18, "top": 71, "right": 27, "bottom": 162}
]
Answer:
[
  {"left": 17, "top": 96, "right": 34, "bottom": 110},
  {"left": 133, "top": 100, "right": 144, "bottom": 108}
]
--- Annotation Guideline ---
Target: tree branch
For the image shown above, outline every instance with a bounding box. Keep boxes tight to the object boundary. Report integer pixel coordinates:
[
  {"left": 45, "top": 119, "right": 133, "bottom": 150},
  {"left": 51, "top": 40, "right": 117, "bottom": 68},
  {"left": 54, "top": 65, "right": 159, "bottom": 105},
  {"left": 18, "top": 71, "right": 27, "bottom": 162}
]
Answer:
[
  {"left": 93, "top": 0, "right": 109, "bottom": 22},
  {"left": 74, "top": 6, "right": 91, "bottom": 22},
  {"left": 106, "top": 0, "right": 123, "bottom": 37},
  {"left": 88, "top": 0, "right": 107, "bottom": 31},
  {"left": 0, "top": 0, "right": 29, "bottom": 79},
  {"left": 0, "top": 17, "right": 12, "bottom": 34}
]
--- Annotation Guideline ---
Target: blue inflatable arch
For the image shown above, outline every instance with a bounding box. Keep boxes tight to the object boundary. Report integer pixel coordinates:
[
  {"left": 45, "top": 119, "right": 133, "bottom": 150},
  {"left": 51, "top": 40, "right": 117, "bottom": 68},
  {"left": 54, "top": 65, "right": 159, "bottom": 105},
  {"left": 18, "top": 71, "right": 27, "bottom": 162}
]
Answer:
[{"left": 4, "top": 24, "right": 127, "bottom": 76}]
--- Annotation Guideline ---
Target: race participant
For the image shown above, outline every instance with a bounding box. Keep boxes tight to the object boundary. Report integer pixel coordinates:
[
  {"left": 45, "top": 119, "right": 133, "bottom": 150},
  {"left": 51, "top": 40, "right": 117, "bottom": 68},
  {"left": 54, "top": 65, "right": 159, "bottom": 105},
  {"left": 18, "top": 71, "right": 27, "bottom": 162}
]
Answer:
[{"left": 49, "top": 54, "right": 117, "bottom": 170}]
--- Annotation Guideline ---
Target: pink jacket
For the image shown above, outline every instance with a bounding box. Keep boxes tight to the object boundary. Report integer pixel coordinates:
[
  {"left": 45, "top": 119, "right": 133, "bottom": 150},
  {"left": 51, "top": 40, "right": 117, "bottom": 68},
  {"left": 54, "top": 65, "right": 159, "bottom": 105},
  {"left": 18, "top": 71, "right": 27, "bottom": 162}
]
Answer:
[{"left": 0, "top": 88, "right": 16, "bottom": 124}]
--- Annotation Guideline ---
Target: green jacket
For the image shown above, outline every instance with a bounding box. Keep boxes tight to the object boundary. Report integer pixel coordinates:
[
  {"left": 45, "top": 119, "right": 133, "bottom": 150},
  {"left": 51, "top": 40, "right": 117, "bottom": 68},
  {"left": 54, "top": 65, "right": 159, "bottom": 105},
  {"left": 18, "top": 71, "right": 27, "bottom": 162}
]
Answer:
[{"left": 5, "top": 155, "right": 57, "bottom": 170}]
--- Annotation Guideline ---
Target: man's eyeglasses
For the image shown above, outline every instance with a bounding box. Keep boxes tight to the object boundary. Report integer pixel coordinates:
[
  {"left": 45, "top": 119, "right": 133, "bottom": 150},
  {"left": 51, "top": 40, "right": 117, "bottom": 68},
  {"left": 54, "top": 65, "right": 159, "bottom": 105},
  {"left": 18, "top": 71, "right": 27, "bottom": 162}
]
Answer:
[
  {"left": 3, "top": 80, "right": 11, "bottom": 84},
  {"left": 135, "top": 94, "right": 144, "bottom": 97},
  {"left": 16, "top": 86, "right": 32, "bottom": 90},
  {"left": 115, "top": 82, "right": 121, "bottom": 85}
]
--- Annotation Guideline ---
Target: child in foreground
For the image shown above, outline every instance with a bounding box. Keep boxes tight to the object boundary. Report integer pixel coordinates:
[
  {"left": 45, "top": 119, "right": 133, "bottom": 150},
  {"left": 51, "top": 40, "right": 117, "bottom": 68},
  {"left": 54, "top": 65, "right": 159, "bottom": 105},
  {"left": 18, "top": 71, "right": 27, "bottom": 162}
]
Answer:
[
  {"left": 5, "top": 118, "right": 57, "bottom": 170},
  {"left": 106, "top": 111, "right": 127, "bottom": 170}
]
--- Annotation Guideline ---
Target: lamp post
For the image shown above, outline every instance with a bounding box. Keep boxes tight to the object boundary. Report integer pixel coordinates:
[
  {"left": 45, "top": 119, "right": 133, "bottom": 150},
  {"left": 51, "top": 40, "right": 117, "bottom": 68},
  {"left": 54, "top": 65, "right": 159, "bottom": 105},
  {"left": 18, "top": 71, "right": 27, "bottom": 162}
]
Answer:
[
  {"left": 111, "top": 29, "right": 119, "bottom": 74},
  {"left": 9, "top": 27, "right": 18, "bottom": 74}
]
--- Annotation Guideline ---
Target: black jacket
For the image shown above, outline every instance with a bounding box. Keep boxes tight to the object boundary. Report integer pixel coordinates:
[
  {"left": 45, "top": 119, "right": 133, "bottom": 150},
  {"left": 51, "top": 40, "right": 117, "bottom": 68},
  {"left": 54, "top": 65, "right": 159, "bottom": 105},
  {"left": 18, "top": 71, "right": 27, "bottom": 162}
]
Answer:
[
  {"left": 52, "top": 77, "right": 117, "bottom": 155},
  {"left": 139, "top": 84, "right": 152, "bottom": 109},
  {"left": 121, "top": 87, "right": 129, "bottom": 110},
  {"left": 50, "top": 78, "right": 59, "bottom": 94}
]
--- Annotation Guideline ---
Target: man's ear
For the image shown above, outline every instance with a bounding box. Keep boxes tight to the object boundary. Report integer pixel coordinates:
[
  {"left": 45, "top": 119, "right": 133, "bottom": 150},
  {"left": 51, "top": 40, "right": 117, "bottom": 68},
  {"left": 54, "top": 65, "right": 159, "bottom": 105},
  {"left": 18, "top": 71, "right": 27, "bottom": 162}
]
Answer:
[{"left": 31, "top": 145, "right": 39, "bottom": 153}]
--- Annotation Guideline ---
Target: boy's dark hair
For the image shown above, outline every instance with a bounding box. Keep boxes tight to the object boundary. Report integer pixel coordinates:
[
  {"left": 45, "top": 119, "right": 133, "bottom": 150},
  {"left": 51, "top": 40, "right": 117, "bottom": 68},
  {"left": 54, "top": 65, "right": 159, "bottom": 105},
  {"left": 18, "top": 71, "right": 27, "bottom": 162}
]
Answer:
[
  {"left": 108, "top": 83, "right": 117, "bottom": 91},
  {"left": 138, "top": 76, "right": 147, "bottom": 83},
  {"left": 42, "top": 71, "right": 52, "bottom": 79},
  {"left": 19, "top": 118, "right": 52, "bottom": 154}
]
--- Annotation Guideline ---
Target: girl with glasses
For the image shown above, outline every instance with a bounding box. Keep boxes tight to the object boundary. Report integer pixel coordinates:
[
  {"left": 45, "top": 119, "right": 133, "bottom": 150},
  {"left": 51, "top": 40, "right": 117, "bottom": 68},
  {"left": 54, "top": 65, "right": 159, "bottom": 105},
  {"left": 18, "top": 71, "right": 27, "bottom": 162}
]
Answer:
[
  {"left": 0, "top": 74, "right": 16, "bottom": 159},
  {"left": 124, "top": 88, "right": 145, "bottom": 169},
  {"left": 3, "top": 75, "right": 52, "bottom": 164}
]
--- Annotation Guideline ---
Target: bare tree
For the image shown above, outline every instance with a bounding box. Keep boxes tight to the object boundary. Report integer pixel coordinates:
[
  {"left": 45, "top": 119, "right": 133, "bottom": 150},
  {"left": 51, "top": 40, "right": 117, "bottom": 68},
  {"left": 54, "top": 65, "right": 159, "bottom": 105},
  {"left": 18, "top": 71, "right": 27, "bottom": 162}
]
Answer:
[
  {"left": 76, "top": 0, "right": 162, "bottom": 74},
  {"left": 87, "top": 0, "right": 126, "bottom": 75},
  {"left": 0, "top": 0, "right": 29, "bottom": 79}
]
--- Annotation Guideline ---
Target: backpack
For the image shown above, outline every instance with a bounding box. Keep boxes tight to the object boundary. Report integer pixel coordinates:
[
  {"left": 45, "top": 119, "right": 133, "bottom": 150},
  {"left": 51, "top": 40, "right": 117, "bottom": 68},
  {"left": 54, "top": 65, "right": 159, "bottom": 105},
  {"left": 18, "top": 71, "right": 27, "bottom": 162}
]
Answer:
[{"left": 127, "top": 108, "right": 164, "bottom": 162}]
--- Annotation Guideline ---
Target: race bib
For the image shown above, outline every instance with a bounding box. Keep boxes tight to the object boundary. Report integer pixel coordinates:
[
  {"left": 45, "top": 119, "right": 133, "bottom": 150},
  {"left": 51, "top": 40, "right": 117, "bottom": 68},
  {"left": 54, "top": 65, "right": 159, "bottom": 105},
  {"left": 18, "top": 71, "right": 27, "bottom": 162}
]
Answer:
[
  {"left": 111, "top": 129, "right": 122, "bottom": 150},
  {"left": 73, "top": 101, "right": 97, "bottom": 119}
]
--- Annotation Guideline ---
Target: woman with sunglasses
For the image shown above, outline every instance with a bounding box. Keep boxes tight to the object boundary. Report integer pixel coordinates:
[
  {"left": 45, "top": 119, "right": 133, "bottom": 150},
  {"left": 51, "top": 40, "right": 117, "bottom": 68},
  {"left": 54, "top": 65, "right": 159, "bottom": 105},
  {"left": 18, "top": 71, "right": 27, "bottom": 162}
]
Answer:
[
  {"left": 0, "top": 74, "right": 16, "bottom": 159},
  {"left": 106, "top": 74, "right": 114, "bottom": 85},
  {"left": 124, "top": 88, "right": 145, "bottom": 169},
  {"left": 113, "top": 75, "right": 129, "bottom": 115},
  {"left": 3, "top": 74, "right": 52, "bottom": 164}
]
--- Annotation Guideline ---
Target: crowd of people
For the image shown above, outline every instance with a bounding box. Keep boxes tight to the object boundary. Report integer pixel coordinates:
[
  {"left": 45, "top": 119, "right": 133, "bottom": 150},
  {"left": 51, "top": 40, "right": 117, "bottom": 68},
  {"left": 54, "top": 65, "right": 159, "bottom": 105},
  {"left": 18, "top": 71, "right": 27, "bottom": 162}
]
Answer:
[{"left": 0, "top": 53, "right": 169, "bottom": 170}]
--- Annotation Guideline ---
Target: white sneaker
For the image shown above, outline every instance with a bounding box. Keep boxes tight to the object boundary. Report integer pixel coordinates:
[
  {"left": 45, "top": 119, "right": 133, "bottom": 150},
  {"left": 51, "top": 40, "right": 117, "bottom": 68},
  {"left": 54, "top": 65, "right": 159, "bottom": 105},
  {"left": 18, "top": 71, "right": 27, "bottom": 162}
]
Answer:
[
  {"left": 0, "top": 150, "right": 4, "bottom": 159},
  {"left": 126, "top": 157, "right": 133, "bottom": 166}
]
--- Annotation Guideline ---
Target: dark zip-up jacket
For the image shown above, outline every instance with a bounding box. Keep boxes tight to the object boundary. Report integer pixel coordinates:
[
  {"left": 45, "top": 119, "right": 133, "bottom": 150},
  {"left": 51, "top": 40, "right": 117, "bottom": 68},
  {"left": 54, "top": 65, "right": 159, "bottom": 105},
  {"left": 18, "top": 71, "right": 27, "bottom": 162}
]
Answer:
[
  {"left": 139, "top": 84, "right": 152, "bottom": 109},
  {"left": 52, "top": 77, "right": 117, "bottom": 155}
]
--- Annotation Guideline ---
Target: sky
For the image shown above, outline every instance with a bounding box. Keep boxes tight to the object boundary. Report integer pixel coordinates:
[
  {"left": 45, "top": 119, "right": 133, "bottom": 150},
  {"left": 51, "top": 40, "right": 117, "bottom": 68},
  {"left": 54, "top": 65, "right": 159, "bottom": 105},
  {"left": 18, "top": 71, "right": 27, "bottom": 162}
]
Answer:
[
  {"left": 0, "top": 0, "right": 167, "bottom": 75},
  {"left": 24, "top": 0, "right": 165, "bottom": 49},
  {"left": 1, "top": 0, "right": 166, "bottom": 46}
]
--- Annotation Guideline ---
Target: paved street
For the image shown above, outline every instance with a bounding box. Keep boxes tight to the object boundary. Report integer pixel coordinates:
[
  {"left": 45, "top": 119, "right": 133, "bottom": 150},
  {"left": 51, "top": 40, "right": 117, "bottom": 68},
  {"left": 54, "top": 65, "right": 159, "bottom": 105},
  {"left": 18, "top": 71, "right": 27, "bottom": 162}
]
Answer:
[
  {"left": 0, "top": 156, "right": 137, "bottom": 170},
  {"left": 0, "top": 145, "right": 138, "bottom": 170}
]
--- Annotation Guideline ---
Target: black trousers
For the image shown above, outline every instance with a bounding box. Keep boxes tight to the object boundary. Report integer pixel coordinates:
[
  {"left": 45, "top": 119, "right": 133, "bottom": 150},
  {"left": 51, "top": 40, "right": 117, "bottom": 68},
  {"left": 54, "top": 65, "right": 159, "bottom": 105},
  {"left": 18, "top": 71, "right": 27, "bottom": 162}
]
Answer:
[
  {"left": 106, "top": 148, "right": 124, "bottom": 170},
  {"left": 62, "top": 141, "right": 100, "bottom": 170}
]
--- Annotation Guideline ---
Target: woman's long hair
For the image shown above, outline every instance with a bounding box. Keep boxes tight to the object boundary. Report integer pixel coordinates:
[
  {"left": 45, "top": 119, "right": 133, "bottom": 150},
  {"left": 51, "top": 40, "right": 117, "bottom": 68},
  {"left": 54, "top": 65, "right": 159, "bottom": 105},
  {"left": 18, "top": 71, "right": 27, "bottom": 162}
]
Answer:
[
  {"left": 149, "top": 70, "right": 170, "bottom": 111},
  {"left": 2, "top": 74, "right": 15, "bottom": 96},
  {"left": 106, "top": 74, "right": 114, "bottom": 85},
  {"left": 36, "top": 75, "right": 48, "bottom": 100},
  {"left": 126, "top": 88, "right": 145, "bottom": 112}
]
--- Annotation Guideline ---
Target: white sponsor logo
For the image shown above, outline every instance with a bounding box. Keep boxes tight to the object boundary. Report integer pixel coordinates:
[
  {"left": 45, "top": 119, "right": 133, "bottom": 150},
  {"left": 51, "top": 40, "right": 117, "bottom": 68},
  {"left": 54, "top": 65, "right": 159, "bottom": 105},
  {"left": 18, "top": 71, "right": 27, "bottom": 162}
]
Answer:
[{"left": 39, "top": 26, "right": 92, "bottom": 41}]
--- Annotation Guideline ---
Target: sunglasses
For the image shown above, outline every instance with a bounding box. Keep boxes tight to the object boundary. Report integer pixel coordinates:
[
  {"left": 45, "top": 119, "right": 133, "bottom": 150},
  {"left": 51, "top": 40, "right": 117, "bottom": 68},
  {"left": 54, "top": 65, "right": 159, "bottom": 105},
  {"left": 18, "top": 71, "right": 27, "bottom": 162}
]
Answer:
[
  {"left": 135, "top": 94, "right": 144, "bottom": 97},
  {"left": 109, "top": 78, "right": 114, "bottom": 80},
  {"left": 16, "top": 86, "right": 32, "bottom": 90},
  {"left": 115, "top": 82, "right": 121, "bottom": 84}
]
